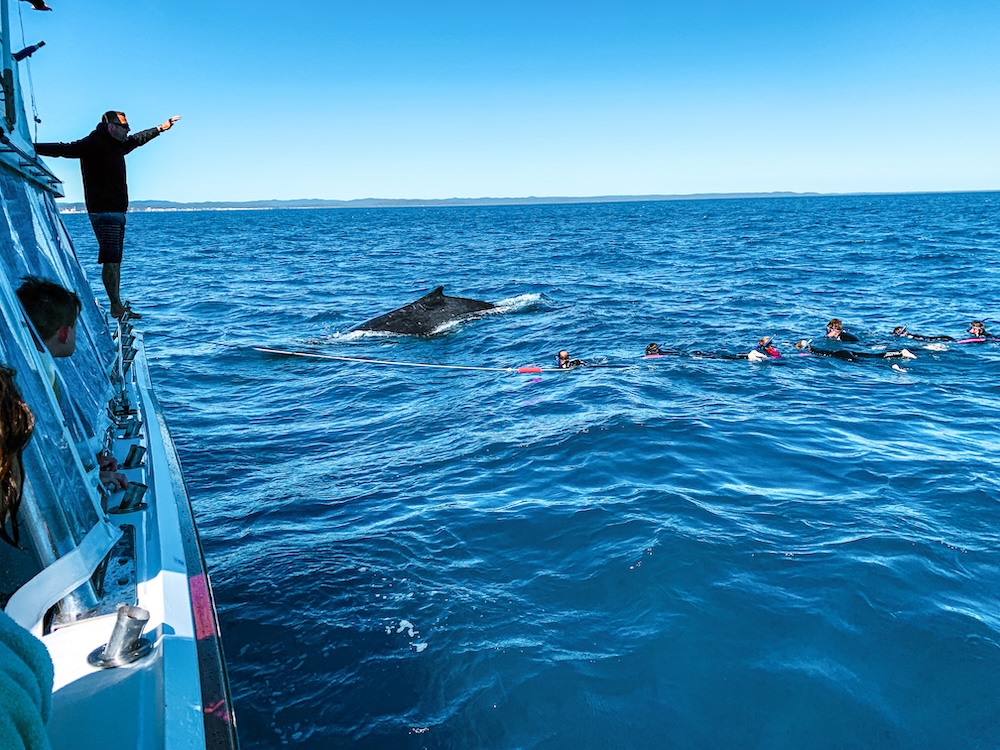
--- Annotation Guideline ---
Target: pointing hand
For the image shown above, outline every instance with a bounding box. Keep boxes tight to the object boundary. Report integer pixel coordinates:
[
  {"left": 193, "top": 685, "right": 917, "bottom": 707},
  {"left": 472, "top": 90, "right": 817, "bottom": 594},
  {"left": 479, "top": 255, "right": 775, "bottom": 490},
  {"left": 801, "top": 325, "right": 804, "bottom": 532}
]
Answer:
[{"left": 158, "top": 116, "right": 182, "bottom": 132}]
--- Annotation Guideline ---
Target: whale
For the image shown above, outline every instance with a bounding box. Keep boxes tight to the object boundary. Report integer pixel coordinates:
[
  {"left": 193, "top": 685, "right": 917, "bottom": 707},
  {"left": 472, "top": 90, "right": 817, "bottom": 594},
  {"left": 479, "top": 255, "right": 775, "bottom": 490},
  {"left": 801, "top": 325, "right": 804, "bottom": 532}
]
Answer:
[{"left": 353, "top": 286, "right": 495, "bottom": 336}]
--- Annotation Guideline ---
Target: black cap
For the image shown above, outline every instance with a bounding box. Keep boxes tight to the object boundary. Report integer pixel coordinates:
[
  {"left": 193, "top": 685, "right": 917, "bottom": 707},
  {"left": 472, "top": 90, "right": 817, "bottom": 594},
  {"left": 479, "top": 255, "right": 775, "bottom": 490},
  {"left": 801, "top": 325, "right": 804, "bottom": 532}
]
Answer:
[{"left": 101, "top": 111, "right": 129, "bottom": 129}]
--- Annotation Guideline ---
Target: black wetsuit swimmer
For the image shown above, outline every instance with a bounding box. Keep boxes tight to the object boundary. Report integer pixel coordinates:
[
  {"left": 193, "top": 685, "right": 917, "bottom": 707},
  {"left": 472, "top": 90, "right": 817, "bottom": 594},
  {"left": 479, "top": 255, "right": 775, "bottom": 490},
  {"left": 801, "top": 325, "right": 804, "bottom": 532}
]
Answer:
[
  {"left": 829, "top": 332, "right": 859, "bottom": 343},
  {"left": 644, "top": 343, "right": 682, "bottom": 357},
  {"left": 964, "top": 321, "right": 999, "bottom": 341},
  {"left": 556, "top": 351, "right": 586, "bottom": 369},
  {"left": 797, "top": 342, "right": 914, "bottom": 361},
  {"left": 826, "top": 319, "right": 860, "bottom": 343},
  {"left": 691, "top": 337, "right": 781, "bottom": 361},
  {"left": 892, "top": 326, "right": 954, "bottom": 342}
]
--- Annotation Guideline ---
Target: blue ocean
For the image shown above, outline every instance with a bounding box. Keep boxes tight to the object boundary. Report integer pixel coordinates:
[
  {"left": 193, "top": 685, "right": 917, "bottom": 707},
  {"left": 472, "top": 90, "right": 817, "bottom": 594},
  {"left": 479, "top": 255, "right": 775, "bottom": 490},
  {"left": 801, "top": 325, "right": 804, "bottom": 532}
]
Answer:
[{"left": 66, "top": 193, "right": 1000, "bottom": 749}]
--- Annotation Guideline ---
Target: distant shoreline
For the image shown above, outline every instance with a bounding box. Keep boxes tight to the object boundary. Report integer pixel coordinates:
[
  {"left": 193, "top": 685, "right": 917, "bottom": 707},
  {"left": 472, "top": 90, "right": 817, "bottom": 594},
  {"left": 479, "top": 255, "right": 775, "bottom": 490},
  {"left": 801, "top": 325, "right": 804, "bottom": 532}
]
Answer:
[{"left": 54, "top": 190, "right": 997, "bottom": 213}]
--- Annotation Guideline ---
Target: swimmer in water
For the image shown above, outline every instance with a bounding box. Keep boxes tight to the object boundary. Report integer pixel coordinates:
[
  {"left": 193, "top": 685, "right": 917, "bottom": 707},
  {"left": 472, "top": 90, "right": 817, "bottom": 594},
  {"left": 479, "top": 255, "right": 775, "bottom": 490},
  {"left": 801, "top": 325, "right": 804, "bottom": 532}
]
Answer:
[
  {"left": 892, "top": 326, "right": 954, "bottom": 342},
  {"left": 747, "top": 335, "right": 781, "bottom": 362},
  {"left": 692, "top": 336, "right": 781, "bottom": 361},
  {"left": 643, "top": 343, "right": 682, "bottom": 357},
  {"left": 966, "top": 320, "right": 995, "bottom": 339},
  {"left": 556, "top": 350, "right": 586, "bottom": 369},
  {"left": 826, "top": 318, "right": 860, "bottom": 343},
  {"left": 756, "top": 335, "right": 780, "bottom": 357},
  {"left": 796, "top": 340, "right": 916, "bottom": 361}
]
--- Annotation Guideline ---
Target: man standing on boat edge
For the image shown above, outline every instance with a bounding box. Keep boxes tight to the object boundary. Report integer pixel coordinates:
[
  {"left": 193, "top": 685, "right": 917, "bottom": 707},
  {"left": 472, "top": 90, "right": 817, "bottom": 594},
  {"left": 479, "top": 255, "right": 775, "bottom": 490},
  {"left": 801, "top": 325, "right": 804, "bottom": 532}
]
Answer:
[{"left": 34, "top": 111, "right": 181, "bottom": 320}]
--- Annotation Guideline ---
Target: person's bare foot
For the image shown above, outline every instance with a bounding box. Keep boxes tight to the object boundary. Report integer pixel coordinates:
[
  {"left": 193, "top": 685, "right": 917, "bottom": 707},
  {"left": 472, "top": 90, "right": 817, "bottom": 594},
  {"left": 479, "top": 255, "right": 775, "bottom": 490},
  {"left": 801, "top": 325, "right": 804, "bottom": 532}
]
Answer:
[{"left": 113, "top": 302, "right": 142, "bottom": 320}]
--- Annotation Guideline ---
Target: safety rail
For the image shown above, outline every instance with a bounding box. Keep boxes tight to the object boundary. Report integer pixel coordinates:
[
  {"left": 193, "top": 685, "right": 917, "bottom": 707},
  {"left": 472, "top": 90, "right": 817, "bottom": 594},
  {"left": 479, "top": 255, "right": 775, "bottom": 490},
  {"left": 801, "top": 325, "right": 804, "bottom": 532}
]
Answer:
[
  {"left": 0, "top": 129, "right": 63, "bottom": 194},
  {"left": 1, "top": 0, "right": 13, "bottom": 128}
]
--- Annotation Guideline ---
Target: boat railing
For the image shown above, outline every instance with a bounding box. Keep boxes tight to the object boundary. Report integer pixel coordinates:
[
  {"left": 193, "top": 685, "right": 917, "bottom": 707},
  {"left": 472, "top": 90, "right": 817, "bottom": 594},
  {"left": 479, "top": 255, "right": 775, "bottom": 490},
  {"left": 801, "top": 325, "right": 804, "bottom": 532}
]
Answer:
[
  {"left": 1, "top": 2, "right": 239, "bottom": 743},
  {"left": 0, "top": 0, "right": 14, "bottom": 128},
  {"left": 0, "top": 137, "right": 128, "bottom": 634},
  {"left": 0, "top": 0, "right": 63, "bottom": 196},
  {"left": 0, "top": 128, "right": 63, "bottom": 195},
  {"left": 0, "top": 265, "right": 121, "bottom": 632}
]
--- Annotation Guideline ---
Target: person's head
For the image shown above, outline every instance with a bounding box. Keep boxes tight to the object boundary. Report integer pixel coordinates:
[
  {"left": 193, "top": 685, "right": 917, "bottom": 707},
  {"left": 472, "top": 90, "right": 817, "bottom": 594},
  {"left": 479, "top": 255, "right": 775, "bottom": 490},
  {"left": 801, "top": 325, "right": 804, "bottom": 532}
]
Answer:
[
  {"left": 101, "top": 110, "right": 130, "bottom": 142},
  {"left": 558, "top": 350, "right": 570, "bottom": 365},
  {"left": 757, "top": 335, "right": 774, "bottom": 350},
  {"left": 969, "top": 320, "right": 986, "bottom": 336},
  {"left": 893, "top": 326, "right": 907, "bottom": 336},
  {"left": 645, "top": 343, "right": 661, "bottom": 356},
  {"left": 16, "top": 276, "right": 81, "bottom": 357},
  {"left": 826, "top": 318, "right": 843, "bottom": 337},
  {"left": 0, "top": 366, "right": 34, "bottom": 547}
]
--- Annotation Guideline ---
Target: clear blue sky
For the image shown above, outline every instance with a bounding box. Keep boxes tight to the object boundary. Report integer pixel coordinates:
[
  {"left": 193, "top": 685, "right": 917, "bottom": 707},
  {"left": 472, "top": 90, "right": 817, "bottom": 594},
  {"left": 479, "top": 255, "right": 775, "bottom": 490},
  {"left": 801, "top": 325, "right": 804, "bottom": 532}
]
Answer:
[{"left": 13, "top": 0, "right": 1000, "bottom": 202}]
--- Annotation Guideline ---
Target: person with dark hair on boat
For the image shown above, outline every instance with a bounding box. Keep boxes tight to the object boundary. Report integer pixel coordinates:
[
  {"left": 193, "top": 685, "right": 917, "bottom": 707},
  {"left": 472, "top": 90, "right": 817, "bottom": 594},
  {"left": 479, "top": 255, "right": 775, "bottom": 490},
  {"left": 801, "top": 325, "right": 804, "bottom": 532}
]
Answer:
[
  {"left": 892, "top": 326, "right": 954, "bottom": 342},
  {"left": 556, "top": 350, "right": 586, "bottom": 369},
  {"left": 34, "top": 110, "right": 181, "bottom": 320},
  {"left": 826, "top": 318, "right": 860, "bottom": 342},
  {"left": 0, "top": 366, "right": 34, "bottom": 549},
  {"left": 795, "top": 340, "right": 916, "bottom": 361},
  {"left": 0, "top": 365, "right": 55, "bottom": 750},
  {"left": 16, "top": 278, "right": 126, "bottom": 491},
  {"left": 15, "top": 276, "right": 81, "bottom": 358}
]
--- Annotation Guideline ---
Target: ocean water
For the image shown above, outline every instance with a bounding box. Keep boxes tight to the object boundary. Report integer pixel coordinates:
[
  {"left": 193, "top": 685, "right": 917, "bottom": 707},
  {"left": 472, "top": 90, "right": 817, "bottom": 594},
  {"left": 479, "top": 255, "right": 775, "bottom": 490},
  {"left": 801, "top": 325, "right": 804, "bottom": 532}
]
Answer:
[{"left": 66, "top": 193, "right": 1000, "bottom": 749}]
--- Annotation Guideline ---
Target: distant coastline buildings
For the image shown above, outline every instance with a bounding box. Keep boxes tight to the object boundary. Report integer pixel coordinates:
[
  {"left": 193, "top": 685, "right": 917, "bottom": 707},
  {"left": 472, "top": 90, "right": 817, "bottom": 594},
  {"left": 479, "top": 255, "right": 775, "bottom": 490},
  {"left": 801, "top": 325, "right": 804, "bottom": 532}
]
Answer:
[{"left": 53, "top": 190, "right": 998, "bottom": 213}]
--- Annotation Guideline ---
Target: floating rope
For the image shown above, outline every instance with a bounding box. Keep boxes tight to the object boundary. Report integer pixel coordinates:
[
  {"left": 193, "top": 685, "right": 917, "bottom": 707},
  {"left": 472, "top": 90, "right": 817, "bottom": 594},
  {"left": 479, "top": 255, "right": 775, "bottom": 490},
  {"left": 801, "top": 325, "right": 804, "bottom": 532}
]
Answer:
[
  {"left": 252, "top": 346, "right": 566, "bottom": 373},
  {"left": 143, "top": 333, "right": 568, "bottom": 373}
]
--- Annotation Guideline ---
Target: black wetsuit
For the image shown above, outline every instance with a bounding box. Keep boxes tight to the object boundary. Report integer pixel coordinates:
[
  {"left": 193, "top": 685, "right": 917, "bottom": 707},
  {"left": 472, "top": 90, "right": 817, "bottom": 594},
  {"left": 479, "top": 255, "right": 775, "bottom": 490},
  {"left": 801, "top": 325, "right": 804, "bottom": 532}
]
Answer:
[
  {"left": 644, "top": 345, "right": 682, "bottom": 357},
  {"left": 804, "top": 345, "right": 909, "bottom": 361},
  {"left": 896, "top": 332, "right": 954, "bottom": 342},
  {"left": 690, "top": 344, "right": 779, "bottom": 361},
  {"left": 828, "top": 331, "right": 860, "bottom": 343}
]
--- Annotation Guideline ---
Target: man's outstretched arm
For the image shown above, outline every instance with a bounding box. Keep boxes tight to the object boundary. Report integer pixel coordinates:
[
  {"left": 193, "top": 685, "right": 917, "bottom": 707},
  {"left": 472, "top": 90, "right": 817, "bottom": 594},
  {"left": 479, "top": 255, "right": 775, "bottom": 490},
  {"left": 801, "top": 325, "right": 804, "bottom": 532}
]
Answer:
[
  {"left": 126, "top": 116, "right": 181, "bottom": 152},
  {"left": 34, "top": 138, "right": 88, "bottom": 158}
]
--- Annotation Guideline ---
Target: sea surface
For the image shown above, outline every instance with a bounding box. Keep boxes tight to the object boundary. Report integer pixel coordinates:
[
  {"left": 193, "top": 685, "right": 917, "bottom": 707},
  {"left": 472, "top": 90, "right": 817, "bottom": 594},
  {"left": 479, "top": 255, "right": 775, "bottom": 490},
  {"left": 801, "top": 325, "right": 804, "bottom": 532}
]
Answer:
[{"left": 67, "top": 193, "right": 1000, "bottom": 749}]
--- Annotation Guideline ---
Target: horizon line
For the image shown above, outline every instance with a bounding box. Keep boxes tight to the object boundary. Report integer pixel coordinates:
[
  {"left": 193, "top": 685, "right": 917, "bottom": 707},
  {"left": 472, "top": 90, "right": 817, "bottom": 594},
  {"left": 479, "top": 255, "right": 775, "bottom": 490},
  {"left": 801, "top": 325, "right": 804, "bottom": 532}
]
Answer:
[{"left": 54, "top": 189, "right": 999, "bottom": 212}]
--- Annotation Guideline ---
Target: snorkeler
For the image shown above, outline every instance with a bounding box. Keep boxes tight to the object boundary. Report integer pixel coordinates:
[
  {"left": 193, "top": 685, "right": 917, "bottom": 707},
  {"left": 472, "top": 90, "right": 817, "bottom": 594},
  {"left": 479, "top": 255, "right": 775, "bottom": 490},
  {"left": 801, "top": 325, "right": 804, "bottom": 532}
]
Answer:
[
  {"left": 746, "top": 336, "right": 781, "bottom": 362},
  {"left": 643, "top": 343, "right": 682, "bottom": 357},
  {"left": 796, "top": 340, "right": 915, "bottom": 361},
  {"left": 964, "top": 320, "right": 999, "bottom": 341},
  {"left": 826, "top": 318, "right": 860, "bottom": 343},
  {"left": 892, "top": 326, "right": 954, "bottom": 342},
  {"left": 690, "top": 336, "right": 781, "bottom": 361},
  {"left": 556, "top": 350, "right": 586, "bottom": 369}
]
